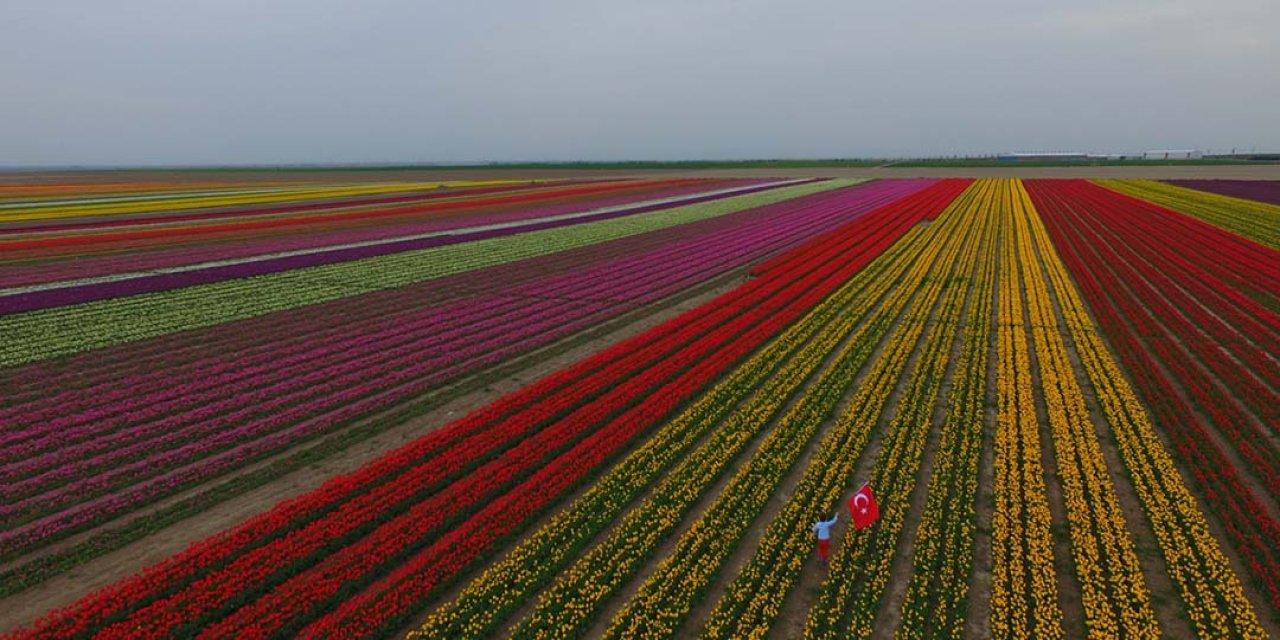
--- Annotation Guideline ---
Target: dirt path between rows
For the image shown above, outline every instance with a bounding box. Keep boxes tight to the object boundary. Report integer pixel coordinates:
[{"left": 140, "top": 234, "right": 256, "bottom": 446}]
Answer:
[
  {"left": 1055, "top": 206, "right": 1280, "bottom": 528},
  {"left": 762, "top": 227, "right": 965, "bottom": 640},
  {"left": 964, "top": 223, "right": 1001, "bottom": 640},
  {"left": 573, "top": 241, "right": 934, "bottom": 640},
  {"left": 1015, "top": 231, "right": 1088, "bottom": 639},
  {"left": 1028, "top": 227, "right": 1196, "bottom": 638},
  {"left": 0, "top": 271, "right": 747, "bottom": 634}
]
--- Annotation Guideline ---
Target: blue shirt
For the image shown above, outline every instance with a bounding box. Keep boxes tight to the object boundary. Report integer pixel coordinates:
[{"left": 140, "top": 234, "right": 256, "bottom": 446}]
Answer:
[{"left": 813, "top": 515, "right": 838, "bottom": 540}]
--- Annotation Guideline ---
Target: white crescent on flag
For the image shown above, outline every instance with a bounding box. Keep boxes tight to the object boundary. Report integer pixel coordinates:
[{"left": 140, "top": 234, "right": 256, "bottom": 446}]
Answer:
[{"left": 853, "top": 493, "right": 870, "bottom": 514}]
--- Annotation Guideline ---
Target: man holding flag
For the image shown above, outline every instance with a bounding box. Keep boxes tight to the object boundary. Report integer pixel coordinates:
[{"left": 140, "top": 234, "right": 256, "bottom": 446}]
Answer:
[
  {"left": 813, "top": 513, "right": 838, "bottom": 567},
  {"left": 814, "top": 482, "right": 880, "bottom": 569}
]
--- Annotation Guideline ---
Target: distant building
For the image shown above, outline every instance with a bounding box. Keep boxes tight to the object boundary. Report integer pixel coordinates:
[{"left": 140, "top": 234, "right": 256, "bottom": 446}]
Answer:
[
  {"left": 996, "top": 152, "right": 1089, "bottom": 162},
  {"left": 1141, "top": 149, "right": 1202, "bottom": 160}
]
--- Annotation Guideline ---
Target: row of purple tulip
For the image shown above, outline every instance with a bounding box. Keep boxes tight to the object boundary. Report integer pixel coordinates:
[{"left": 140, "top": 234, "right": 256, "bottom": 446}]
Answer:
[
  {"left": 0, "top": 180, "right": 759, "bottom": 288},
  {"left": 0, "top": 180, "right": 933, "bottom": 556},
  {"left": 1165, "top": 179, "right": 1280, "bottom": 206},
  {"left": 0, "top": 181, "right": 793, "bottom": 314}
]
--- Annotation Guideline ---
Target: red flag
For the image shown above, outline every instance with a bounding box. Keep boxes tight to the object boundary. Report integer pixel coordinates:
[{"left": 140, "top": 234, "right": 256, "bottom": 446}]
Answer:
[{"left": 848, "top": 483, "right": 880, "bottom": 529}]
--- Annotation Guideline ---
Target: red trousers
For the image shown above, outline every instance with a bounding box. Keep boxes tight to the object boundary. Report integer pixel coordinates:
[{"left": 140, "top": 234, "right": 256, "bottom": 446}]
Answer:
[{"left": 817, "top": 538, "right": 830, "bottom": 562}]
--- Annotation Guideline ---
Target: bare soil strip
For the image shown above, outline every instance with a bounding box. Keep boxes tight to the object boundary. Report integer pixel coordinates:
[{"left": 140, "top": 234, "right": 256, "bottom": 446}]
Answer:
[
  {"left": 964, "top": 221, "right": 1001, "bottom": 640},
  {"left": 575, "top": 231, "right": 941, "bottom": 640},
  {"left": 865, "top": 220, "right": 983, "bottom": 640},
  {"left": 1014, "top": 212, "right": 1089, "bottom": 639},
  {"left": 1027, "top": 222, "right": 1196, "bottom": 638},
  {"left": 1053, "top": 212, "right": 1280, "bottom": 525}
]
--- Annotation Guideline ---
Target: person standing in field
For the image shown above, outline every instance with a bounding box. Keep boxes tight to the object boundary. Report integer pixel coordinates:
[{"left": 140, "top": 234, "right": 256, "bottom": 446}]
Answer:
[{"left": 813, "top": 513, "right": 838, "bottom": 567}]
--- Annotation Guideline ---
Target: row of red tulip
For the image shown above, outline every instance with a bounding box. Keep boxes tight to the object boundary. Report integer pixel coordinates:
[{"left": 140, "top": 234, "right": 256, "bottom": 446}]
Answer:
[
  {"left": 1027, "top": 179, "right": 1280, "bottom": 614},
  {"left": 1027, "top": 181, "right": 1279, "bottom": 492}
]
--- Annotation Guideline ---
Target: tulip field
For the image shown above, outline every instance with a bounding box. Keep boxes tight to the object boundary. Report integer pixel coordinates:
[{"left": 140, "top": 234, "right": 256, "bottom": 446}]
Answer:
[{"left": 0, "top": 174, "right": 1277, "bottom": 639}]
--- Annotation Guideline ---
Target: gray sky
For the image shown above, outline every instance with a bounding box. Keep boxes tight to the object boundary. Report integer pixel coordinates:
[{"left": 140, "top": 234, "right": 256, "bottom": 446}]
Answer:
[{"left": 2, "top": 0, "right": 1278, "bottom": 166}]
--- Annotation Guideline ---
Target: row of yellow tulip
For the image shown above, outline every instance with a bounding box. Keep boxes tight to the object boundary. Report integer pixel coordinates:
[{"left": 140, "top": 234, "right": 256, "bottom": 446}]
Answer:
[
  {"left": 408, "top": 197, "right": 931, "bottom": 640},
  {"left": 600, "top": 188, "right": 977, "bottom": 640},
  {"left": 0, "top": 180, "right": 524, "bottom": 221},
  {"left": 798, "top": 182, "right": 992, "bottom": 640},
  {"left": 0, "top": 180, "right": 315, "bottom": 201},
  {"left": 1011, "top": 180, "right": 1161, "bottom": 637},
  {"left": 1093, "top": 179, "right": 1280, "bottom": 250},
  {"left": 990, "top": 179, "right": 1064, "bottom": 640},
  {"left": 893, "top": 182, "right": 998, "bottom": 639},
  {"left": 1022, "top": 189, "right": 1270, "bottom": 639}
]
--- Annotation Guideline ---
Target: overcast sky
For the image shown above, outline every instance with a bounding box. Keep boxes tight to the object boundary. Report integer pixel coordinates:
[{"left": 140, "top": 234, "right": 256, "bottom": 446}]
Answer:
[{"left": 2, "top": 0, "right": 1278, "bottom": 166}]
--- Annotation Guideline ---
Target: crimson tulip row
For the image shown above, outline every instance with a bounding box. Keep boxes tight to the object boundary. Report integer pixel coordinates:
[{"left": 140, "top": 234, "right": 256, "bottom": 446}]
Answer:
[
  {"left": 1026, "top": 181, "right": 1278, "bottom": 487},
  {"left": 1057, "top": 187, "right": 1280, "bottom": 417},
  {"left": 1028, "top": 180, "right": 1280, "bottom": 613},
  {"left": 1094, "top": 185, "right": 1280, "bottom": 305}
]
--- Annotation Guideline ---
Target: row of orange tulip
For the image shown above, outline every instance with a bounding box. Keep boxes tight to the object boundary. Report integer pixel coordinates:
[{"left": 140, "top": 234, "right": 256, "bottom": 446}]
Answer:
[
  {"left": 1022, "top": 190, "right": 1269, "bottom": 639},
  {"left": 1011, "top": 181, "right": 1161, "bottom": 637},
  {"left": 989, "top": 179, "right": 1065, "bottom": 640}
]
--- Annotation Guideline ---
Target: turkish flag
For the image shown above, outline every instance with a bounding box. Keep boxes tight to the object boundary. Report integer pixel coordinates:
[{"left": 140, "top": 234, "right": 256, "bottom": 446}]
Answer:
[{"left": 848, "top": 483, "right": 880, "bottom": 529}]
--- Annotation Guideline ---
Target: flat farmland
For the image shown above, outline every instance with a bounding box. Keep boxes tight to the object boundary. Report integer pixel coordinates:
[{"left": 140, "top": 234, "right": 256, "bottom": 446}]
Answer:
[{"left": 0, "top": 171, "right": 1277, "bottom": 639}]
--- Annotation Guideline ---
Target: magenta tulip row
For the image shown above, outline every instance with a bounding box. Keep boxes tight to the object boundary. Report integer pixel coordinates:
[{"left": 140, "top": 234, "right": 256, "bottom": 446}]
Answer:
[
  {"left": 0, "top": 180, "right": 933, "bottom": 554},
  {"left": 0, "top": 181, "right": 911, "bottom": 450},
  {"left": 0, "top": 182, "right": 848, "bottom": 404}
]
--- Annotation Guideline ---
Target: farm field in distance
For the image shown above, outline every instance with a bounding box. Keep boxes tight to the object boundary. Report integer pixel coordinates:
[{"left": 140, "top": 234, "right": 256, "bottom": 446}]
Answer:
[{"left": 0, "top": 168, "right": 1277, "bottom": 639}]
